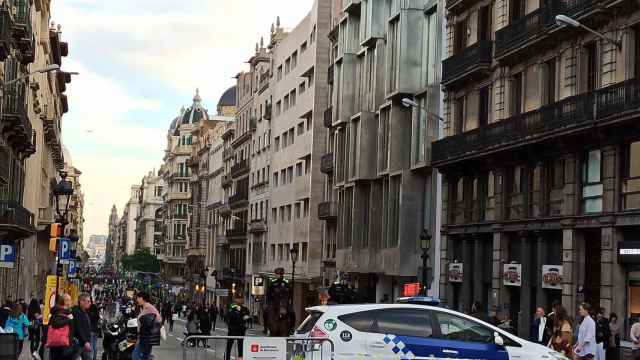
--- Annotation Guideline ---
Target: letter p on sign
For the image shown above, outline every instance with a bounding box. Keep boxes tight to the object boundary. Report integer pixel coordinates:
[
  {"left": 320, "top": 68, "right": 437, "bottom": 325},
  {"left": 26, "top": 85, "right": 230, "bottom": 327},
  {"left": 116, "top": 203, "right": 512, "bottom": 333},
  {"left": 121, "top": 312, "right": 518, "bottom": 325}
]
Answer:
[{"left": 0, "top": 244, "right": 15, "bottom": 269}]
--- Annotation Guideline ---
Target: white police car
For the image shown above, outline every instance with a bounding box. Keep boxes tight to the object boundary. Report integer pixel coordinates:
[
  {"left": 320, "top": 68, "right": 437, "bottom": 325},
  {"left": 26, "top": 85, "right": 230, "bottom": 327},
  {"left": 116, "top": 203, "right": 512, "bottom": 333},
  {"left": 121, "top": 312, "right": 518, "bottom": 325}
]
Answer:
[{"left": 296, "top": 303, "right": 568, "bottom": 359}]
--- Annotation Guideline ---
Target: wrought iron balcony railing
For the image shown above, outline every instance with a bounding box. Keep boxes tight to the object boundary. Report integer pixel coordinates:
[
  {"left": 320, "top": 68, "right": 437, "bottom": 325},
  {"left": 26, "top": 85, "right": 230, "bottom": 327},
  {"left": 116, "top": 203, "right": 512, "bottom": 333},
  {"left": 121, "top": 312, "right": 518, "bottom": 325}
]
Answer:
[
  {"left": 231, "top": 160, "right": 249, "bottom": 178},
  {"left": 229, "top": 192, "right": 248, "bottom": 205},
  {"left": 432, "top": 79, "right": 640, "bottom": 166},
  {"left": 0, "top": 199, "right": 35, "bottom": 234},
  {"left": 495, "top": 6, "right": 553, "bottom": 60},
  {"left": 318, "top": 201, "right": 338, "bottom": 221},
  {"left": 442, "top": 40, "right": 492, "bottom": 88}
]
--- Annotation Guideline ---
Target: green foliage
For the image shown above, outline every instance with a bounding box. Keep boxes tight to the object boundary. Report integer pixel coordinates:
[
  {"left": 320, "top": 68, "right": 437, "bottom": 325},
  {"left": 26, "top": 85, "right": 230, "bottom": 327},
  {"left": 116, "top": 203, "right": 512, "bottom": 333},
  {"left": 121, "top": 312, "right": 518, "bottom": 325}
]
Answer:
[{"left": 121, "top": 248, "right": 160, "bottom": 273}]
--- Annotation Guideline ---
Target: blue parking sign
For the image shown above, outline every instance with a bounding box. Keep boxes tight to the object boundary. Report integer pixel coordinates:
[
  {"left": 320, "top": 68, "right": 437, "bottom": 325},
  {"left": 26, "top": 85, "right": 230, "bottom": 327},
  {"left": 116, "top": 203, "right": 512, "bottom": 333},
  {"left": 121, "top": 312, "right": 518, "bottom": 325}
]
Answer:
[
  {"left": 58, "top": 238, "right": 70, "bottom": 264},
  {"left": 68, "top": 260, "right": 77, "bottom": 278},
  {"left": 0, "top": 243, "right": 16, "bottom": 268}
]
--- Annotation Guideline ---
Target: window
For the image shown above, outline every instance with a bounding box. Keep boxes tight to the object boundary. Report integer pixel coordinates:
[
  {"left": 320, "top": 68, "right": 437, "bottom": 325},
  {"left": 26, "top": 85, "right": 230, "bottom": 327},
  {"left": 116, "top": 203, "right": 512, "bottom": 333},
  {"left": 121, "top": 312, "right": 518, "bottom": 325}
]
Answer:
[
  {"left": 289, "top": 128, "right": 295, "bottom": 145},
  {"left": 273, "top": 172, "right": 279, "bottom": 187},
  {"left": 296, "top": 163, "right": 303, "bottom": 177},
  {"left": 479, "top": 5, "right": 492, "bottom": 41},
  {"left": 378, "top": 110, "right": 389, "bottom": 171},
  {"left": 303, "top": 198, "right": 309, "bottom": 218},
  {"left": 291, "top": 90, "right": 297, "bottom": 107},
  {"left": 585, "top": 42, "right": 598, "bottom": 92},
  {"left": 299, "top": 82, "right": 306, "bottom": 94},
  {"left": 454, "top": 97, "right": 465, "bottom": 135},
  {"left": 278, "top": 244, "right": 283, "bottom": 261},
  {"left": 544, "top": 58, "right": 557, "bottom": 105},
  {"left": 302, "top": 242, "right": 308, "bottom": 262},
  {"left": 388, "top": 176, "right": 401, "bottom": 247},
  {"left": 386, "top": 18, "right": 400, "bottom": 93},
  {"left": 582, "top": 149, "right": 603, "bottom": 213},
  {"left": 286, "top": 205, "right": 292, "bottom": 222},
  {"left": 285, "top": 58, "right": 291, "bottom": 75},
  {"left": 280, "top": 206, "right": 285, "bottom": 222},
  {"left": 509, "top": 0, "right": 525, "bottom": 22},
  {"left": 291, "top": 51, "right": 297, "bottom": 68},
  {"left": 304, "top": 157, "right": 311, "bottom": 175},
  {"left": 272, "top": 208, "right": 277, "bottom": 223},
  {"left": 287, "top": 166, "right": 294, "bottom": 183},
  {"left": 511, "top": 73, "right": 523, "bottom": 116},
  {"left": 373, "top": 309, "right": 433, "bottom": 338},
  {"left": 276, "top": 101, "right": 281, "bottom": 116},
  {"left": 623, "top": 141, "right": 640, "bottom": 210},
  {"left": 454, "top": 17, "right": 468, "bottom": 55},
  {"left": 275, "top": 136, "right": 280, "bottom": 151},
  {"left": 434, "top": 312, "right": 493, "bottom": 344},
  {"left": 283, "top": 132, "right": 288, "bottom": 147},
  {"left": 338, "top": 311, "right": 375, "bottom": 332},
  {"left": 297, "top": 122, "right": 305, "bottom": 135},
  {"left": 277, "top": 65, "right": 283, "bottom": 81},
  {"left": 295, "top": 203, "right": 301, "bottom": 219},
  {"left": 479, "top": 87, "right": 490, "bottom": 127},
  {"left": 300, "top": 41, "right": 307, "bottom": 54},
  {"left": 281, "top": 169, "right": 286, "bottom": 185},
  {"left": 284, "top": 95, "right": 290, "bottom": 111}
]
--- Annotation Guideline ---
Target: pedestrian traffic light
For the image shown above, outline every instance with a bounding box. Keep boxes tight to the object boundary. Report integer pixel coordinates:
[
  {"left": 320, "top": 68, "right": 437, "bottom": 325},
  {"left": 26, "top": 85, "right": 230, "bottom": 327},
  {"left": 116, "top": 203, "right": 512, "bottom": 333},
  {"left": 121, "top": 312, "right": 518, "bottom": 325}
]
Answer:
[{"left": 49, "top": 223, "right": 63, "bottom": 252}]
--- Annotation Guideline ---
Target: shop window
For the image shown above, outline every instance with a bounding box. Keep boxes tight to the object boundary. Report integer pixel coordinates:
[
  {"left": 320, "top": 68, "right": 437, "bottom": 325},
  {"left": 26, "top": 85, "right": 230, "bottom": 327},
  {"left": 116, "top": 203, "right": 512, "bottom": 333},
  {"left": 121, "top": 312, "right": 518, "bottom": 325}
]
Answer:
[
  {"left": 623, "top": 141, "right": 640, "bottom": 210},
  {"left": 582, "top": 149, "right": 603, "bottom": 213}
]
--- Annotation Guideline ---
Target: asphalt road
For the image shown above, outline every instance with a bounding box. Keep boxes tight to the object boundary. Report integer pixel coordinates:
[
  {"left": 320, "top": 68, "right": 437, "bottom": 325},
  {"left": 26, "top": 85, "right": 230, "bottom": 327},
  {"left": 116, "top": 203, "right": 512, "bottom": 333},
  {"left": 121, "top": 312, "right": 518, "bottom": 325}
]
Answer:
[{"left": 18, "top": 317, "right": 263, "bottom": 360}]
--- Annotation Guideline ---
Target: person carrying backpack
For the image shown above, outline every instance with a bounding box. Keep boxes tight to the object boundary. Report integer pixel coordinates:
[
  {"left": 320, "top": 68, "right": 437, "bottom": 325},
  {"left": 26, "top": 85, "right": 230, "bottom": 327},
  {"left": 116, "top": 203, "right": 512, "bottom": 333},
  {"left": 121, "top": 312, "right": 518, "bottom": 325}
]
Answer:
[{"left": 46, "top": 294, "right": 75, "bottom": 360}]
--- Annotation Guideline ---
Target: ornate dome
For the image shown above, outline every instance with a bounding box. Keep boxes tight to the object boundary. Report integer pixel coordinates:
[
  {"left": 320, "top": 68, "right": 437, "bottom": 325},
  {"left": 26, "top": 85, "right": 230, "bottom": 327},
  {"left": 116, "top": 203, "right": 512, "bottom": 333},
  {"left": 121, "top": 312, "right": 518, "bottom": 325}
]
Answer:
[
  {"left": 180, "top": 88, "right": 209, "bottom": 125},
  {"left": 217, "top": 86, "right": 236, "bottom": 108}
]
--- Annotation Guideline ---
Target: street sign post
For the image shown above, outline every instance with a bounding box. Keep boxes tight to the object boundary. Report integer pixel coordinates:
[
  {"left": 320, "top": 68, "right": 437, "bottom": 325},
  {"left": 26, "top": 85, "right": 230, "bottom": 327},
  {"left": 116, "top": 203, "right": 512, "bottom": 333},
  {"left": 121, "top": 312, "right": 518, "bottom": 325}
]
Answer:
[
  {"left": 0, "top": 243, "right": 16, "bottom": 269},
  {"left": 58, "top": 238, "right": 71, "bottom": 264}
]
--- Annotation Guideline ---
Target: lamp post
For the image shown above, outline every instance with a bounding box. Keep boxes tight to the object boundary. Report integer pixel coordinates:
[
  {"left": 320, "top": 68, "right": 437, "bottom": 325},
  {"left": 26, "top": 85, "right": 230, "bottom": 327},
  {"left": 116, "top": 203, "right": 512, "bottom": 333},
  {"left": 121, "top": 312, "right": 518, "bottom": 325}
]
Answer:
[
  {"left": 555, "top": 15, "right": 622, "bottom": 49},
  {"left": 53, "top": 171, "right": 74, "bottom": 302},
  {"left": 290, "top": 246, "right": 299, "bottom": 306},
  {"left": 419, "top": 229, "right": 432, "bottom": 296},
  {"left": 401, "top": 98, "right": 445, "bottom": 122}
]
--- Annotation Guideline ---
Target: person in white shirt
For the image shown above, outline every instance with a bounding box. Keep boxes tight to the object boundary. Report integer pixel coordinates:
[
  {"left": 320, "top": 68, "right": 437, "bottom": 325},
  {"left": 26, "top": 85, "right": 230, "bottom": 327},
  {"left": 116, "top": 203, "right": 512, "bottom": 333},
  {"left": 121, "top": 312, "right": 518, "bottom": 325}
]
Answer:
[
  {"left": 574, "top": 303, "right": 596, "bottom": 359},
  {"left": 530, "top": 307, "right": 549, "bottom": 345},
  {"left": 630, "top": 316, "right": 640, "bottom": 360}
]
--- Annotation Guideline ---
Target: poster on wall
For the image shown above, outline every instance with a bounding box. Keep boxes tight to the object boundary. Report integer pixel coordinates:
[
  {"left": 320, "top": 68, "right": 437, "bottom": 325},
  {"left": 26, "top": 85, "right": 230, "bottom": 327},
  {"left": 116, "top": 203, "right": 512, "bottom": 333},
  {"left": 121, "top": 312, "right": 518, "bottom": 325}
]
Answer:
[
  {"left": 542, "top": 265, "right": 563, "bottom": 290},
  {"left": 503, "top": 263, "right": 522, "bottom": 287},
  {"left": 448, "top": 263, "right": 463, "bottom": 283}
]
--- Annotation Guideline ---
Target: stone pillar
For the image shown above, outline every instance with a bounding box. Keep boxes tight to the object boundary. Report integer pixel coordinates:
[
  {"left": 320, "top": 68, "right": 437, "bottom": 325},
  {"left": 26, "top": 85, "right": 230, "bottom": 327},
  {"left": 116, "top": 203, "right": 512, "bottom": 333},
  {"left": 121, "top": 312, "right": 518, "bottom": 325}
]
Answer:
[
  {"left": 461, "top": 236, "right": 474, "bottom": 312},
  {"left": 473, "top": 235, "right": 484, "bottom": 305},
  {"left": 492, "top": 226, "right": 507, "bottom": 312},
  {"left": 611, "top": 229, "right": 627, "bottom": 324},
  {"left": 562, "top": 222, "right": 578, "bottom": 312},
  {"left": 494, "top": 169, "right": 505, "bottom": 221},
  {"left": 600, "top": 225, "right": 615, "bottom": 313},
  {"left": 535, "top": 231, "right": 547, "bottom": 308},
  {"left": 519, "top": 231, "right": 532, "bottom": 338}
]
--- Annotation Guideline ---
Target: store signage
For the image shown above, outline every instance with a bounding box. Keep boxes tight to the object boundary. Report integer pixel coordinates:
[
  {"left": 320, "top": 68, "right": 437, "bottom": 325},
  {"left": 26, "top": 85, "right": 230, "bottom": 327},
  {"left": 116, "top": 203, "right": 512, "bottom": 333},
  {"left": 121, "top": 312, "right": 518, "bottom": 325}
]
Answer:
[
  {"left": 243, "top": 337, "right": 286, "bottom": 360},
  {"left": 0, "top": 243, "right": 16, "bottom": 269},
  {"left": 618, "top": 242, "right": 640, "bottom": 263},
  {"left": 403, "top": 283, "right": 421, "bottom": 297},
  {"left": 541, "top": 265, "right": 563, "bottom": 289},
  {"left": 251, "top": 275, "right": 265, "bottom": 296},
  {"left": 215, "top": 288, "right": 230, "bottom": 296},
  {"left": 503, "top": 263, "right": 522, "bottom": 287},
  {"left": 448, "top": 263, "right": 463, "bottom": 283}
]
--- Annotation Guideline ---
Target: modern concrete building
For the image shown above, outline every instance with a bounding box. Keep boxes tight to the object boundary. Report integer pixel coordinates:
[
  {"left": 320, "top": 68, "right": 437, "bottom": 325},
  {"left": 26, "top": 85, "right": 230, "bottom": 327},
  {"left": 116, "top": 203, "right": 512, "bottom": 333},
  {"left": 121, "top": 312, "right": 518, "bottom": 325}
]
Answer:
[
  {"left": 265, "top": 0, "right": 332, "bottom": 317},
  {"left": 319, "top": 0, "right": 443, "bottom": 303},
  {"left": 135, "top": 170, "right": 164, "bottom": 253},
  {"left": 435, "top": 0, "right": 640, "bottom": 338}
]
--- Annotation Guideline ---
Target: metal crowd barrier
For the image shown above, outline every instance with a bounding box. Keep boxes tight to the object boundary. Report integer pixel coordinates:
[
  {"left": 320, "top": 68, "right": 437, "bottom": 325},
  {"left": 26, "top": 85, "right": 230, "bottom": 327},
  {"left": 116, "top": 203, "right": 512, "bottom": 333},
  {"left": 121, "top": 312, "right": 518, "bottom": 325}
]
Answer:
[{"left": 181, "top": 335, "right": 335, "bottom": 360}]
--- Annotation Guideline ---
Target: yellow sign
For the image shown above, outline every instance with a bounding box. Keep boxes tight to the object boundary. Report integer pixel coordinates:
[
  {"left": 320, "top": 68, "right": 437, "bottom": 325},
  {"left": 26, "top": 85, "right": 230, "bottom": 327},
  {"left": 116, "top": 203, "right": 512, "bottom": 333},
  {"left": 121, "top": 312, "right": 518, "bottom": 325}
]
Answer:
[
  {"left": 43, "top": 275, "right": 64, "bottom": 325},
  {"left": 66, "top": 283, "right": 78, "bottom": 307}
]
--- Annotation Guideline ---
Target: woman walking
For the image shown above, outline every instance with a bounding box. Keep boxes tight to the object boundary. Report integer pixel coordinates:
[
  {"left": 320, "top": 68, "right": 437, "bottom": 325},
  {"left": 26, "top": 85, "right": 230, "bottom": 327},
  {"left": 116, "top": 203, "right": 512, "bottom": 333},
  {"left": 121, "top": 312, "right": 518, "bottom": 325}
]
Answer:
[
  {"left": 27, "top": 298, "right": 43, "bottom": 358},
  {"left": 549, "top": 306, "right": 573, "bottom": 358},
  {"left": 574, "top": 303, "right": 596, "bottom": 360},
  {"left": 608, "top": 313, "right": 620, "bottom": 360},
  {"left": 6, "top": 303, "right": 30, "bottom": 356},
  {"left": 47, "top": 294, "right": 75, "bottom": 360}
]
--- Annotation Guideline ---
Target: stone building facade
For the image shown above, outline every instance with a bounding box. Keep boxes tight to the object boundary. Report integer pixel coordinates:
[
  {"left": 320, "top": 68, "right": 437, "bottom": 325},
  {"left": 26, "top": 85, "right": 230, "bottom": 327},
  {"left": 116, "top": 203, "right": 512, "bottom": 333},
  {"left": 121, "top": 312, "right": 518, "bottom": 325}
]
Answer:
[
  {"left": 436, "top": 0, "right": 640, "bottom": 338},
  {"left": 135, "top": 170, "right": 164, "bottom": 253}
]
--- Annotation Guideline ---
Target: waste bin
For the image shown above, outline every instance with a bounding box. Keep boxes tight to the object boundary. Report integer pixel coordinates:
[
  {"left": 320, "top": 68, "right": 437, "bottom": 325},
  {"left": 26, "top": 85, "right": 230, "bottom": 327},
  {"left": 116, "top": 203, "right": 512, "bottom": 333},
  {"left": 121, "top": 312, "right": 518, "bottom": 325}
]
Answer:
[{"left": 0, "top": 333, "right": 18, "bottom": 360}]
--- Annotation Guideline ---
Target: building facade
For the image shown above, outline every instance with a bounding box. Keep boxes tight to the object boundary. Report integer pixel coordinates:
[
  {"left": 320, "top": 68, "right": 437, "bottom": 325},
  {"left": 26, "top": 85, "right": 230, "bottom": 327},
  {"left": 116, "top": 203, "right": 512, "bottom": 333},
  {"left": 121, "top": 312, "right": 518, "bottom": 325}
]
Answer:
[
  {"left": 118, "top": 185, "right": 140, "bottom": 256},
  {"left": 135, "top": 170, "right": 164, "bottom": 253},
  {"left": 435, "top": 0, "right": 640, "bottom": 338},
  {"left": 319, "top": 0, "right": 443, "bottom": 304},
  {"left": 105, "top": 205, "right": 118, "bottom": 269}
]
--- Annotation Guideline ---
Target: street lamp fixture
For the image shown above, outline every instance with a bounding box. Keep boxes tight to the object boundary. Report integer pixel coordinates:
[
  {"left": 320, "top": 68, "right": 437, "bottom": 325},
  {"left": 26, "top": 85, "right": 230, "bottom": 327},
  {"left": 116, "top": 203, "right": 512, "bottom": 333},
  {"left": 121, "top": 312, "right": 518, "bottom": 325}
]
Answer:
[
  {"left": 401, "top": 97, "right": 445, "bottom": 122},
  {"left": 419, "top": 229, "right": 432, "bottom": 295},
  {"left": 53, "top": 171, "right": 73, "bottom": 224},
  {"left": 3, "top": 64, "right": 61, "bottom": 87},
  {"left": 555, "top": 15, "right": 622, "bottom": 49},
  {"left": 290, "top": 245, "right": 299, "bottom": 305}
]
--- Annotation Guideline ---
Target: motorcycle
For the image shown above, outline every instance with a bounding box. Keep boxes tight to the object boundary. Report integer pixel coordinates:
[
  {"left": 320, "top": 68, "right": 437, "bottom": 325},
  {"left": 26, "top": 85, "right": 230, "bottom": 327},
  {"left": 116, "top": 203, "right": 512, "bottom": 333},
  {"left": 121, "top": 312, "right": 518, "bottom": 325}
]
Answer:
[{"left": 101, "top": 311, "right": 138, "bottom": 360}]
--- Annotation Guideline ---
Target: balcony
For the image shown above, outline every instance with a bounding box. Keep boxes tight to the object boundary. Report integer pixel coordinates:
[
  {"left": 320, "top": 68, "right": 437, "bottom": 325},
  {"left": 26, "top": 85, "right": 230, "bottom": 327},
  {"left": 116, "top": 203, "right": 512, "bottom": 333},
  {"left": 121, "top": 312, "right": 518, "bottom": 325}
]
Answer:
[
  {"left": 231, "top": 160, "right": 249, "bottom": 178},
  {"left": 222, "top": 147, "right": 234, "bottom": 160},
  {"left": 222, "top": 126, "right": 235, "bottom": 140},
  {"left": 432, "top": 78, "right": 640, "bottom": 166},
  {"left": 226, "top": 225, "right": 247, "bottom": 239},
  {"left": 13, "top": 0, "right": 34, "bottom": 65},
  {"left": 321, "top": 152, "right": 334, "bottom": 173},
  {"left": 343, "top": 0, "right": 361, "bottom": 14},
  {"left": 166, "top": 192, "right": 190, "bottom": 201},
  {"left": 229, "top": 192, "right": 248, "bottom": 206},
  {"left": 172, "top": 213, "right": 188, "bottom": 220},
  {"left": 445, "top": 0, "right": 475, "bottom": 14},
  {"left": 221, "top": 174, "right": 233, "bottom": 188},
  {"left": 0, "top": 200, "right": 35, "bottom": 239},
  {"left": 495, "top": 7, "right": 553, "bottom": 63},
  {"left": 318, "top": 201, "right": 338, "bottom": 221},
  {"left": 249, "top": 219, "right": 267, "bottom": 233},
  {"left": 2, "top": 81, "right": 35, "bottom": 156},
  {"left": 232, "top": 128, "right": 253, "bottom": 148},
  {"left": 442, "top": 41, "right": 492, "bottom": 89},
  {"left": 0, "top": 7, "right": 12, "bottom": 61},
  {"left": 324, "top": 106, "right": 333, "bottom": 128},
  {"left": 37, "top": 207, "right": 54, "bottom": 225}
]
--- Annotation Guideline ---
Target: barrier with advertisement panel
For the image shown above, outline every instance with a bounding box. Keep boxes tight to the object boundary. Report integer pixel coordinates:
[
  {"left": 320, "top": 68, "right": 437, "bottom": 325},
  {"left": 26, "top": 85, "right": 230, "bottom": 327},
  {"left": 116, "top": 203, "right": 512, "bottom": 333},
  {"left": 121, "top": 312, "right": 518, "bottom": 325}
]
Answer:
[{"left": 181, "top": 335, "right": 334, "bottom": 360}]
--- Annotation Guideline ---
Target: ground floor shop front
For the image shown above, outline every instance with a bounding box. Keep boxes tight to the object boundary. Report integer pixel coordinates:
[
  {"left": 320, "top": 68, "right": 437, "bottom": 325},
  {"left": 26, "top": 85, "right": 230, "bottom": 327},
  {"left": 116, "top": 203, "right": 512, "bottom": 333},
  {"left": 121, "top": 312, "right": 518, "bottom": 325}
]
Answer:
[{"left": 440, "top": 220, "right": 640, "bottom": 340}]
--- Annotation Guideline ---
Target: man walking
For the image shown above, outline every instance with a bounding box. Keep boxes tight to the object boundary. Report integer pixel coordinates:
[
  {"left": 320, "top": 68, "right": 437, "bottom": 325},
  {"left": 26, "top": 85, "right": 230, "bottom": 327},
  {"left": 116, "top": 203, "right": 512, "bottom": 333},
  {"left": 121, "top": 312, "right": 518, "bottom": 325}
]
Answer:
[
  {"left": 225, "top": 296, "right": 250, "bottom": 360},
  {"left": 596, "top": 307, "right": 611, "bottom": 360},
  {"left": 530, "top": 307, "right": 551, "bottom": 345},
  {"left": 575, "top": 303, "right": 596, "bottom": 359},
  {"left": 208, "top": 303, "right": 218, "bottom": 332},
  {"left": 72, "top": 293, "right": 93, "bottom": 360}
]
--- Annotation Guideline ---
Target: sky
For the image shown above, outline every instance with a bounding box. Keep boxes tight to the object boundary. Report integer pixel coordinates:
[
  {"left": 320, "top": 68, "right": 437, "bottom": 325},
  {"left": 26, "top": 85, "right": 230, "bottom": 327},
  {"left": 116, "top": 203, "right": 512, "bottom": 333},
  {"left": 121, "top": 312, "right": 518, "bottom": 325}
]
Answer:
[{"left": 51, "top": 0, "right": 313, "bottom": 240}]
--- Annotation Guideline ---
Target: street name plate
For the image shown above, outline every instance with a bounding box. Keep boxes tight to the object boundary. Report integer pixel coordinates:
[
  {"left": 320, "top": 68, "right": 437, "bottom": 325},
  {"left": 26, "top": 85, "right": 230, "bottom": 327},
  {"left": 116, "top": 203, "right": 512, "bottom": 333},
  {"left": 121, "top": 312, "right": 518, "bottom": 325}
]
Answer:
[{"left": 243, "top": 337, "right": 286, "bottom": 360}]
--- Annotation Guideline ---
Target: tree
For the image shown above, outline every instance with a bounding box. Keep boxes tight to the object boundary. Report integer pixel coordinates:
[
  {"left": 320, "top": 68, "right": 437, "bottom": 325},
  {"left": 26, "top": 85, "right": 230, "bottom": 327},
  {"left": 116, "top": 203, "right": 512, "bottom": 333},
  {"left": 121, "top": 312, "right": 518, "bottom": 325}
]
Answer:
[{"left": 121, "top": 248, "right": 160, "bottom": 273}]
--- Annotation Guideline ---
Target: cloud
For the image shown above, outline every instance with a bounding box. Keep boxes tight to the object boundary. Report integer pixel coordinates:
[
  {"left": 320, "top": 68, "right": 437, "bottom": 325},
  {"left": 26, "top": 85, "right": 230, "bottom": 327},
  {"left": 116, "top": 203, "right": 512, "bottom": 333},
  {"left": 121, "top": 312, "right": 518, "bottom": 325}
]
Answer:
[{"left": 51, "top": 0, "right": 314, "bottom": 238}]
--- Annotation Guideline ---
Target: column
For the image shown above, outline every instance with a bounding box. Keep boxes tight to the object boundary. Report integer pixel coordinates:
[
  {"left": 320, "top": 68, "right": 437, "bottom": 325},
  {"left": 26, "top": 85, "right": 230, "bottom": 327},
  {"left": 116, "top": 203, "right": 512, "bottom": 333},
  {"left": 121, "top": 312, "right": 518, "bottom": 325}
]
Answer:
[
  {"left": 600, "top": 225, "right": 615, "bottom": 313},
  {"left": 440, "top": 230, "right": 451, "bottom": 306},
  {"left": 535, "top": 231, "right": 547, "bottom": 308},
  {"left": 562, "top": 223, "right": 577, "bottom": 313},
  {"left": 491, "top": 227, "right": 507, "bottom": 312},
  {"left": 563, "top": 154, "right": 578, "bottom": 216},
  {"left": 461, "top": 236, "right": 474, "bottom": 312},
  {"left": 519, "top": 231, "right": 532, "bottom": 338},
  {"left": 473, "top": 234, "right": 484, "bottom": 306}
]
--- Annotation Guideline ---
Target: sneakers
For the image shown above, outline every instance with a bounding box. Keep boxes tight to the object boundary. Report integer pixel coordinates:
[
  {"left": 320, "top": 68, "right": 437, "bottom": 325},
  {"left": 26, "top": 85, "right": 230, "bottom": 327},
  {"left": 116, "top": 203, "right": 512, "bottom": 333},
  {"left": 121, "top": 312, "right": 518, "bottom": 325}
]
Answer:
[{"left": 32, "top": 351, "right": 41, "bottom": 360}]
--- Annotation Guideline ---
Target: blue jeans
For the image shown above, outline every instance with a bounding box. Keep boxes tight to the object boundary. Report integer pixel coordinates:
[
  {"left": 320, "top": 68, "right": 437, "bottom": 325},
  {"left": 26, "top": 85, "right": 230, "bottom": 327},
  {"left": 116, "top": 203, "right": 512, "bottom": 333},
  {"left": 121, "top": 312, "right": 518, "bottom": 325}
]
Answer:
[
  {"left": 90, "top": 334, "right": 98, "bottom": 360},
  {"left": 133, "top": 342, "right": 152, "bottom": 360}
]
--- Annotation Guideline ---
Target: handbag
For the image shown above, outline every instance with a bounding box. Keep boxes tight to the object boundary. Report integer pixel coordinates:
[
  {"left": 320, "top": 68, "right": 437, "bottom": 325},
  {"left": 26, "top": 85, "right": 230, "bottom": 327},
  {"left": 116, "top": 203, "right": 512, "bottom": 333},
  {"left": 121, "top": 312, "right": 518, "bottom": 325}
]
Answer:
[{"left": 45, "top": 325, "right": 70, "bottom": 348}]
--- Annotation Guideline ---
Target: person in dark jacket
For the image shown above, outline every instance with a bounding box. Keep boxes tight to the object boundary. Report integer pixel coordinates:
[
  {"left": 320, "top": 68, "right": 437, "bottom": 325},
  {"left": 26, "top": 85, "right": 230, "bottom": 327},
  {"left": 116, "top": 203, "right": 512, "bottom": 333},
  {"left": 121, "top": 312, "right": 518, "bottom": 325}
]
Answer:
[
  {"left": 225, "top": 296, "right": 250, "bottom": 360},
  {"left": 27, "top": 298, "right": 43, "bottom": 357},
  {"left": 49, "top": 295, "right": 75, "bottom": 360},
  {"left": 208, "top": 303, "right": 217, "bottom": 333},
  {"left": 72, "top": 293, "right": 93, "bottom": 360},
  {"left": 199, "top": 309, "right": 211, "bottom": 347},
  {"left": 134, "top": 292, "right": 161, "bottom": 360},
  {"left": 87, "top": 300, "right": 100, "bottom": 360}
]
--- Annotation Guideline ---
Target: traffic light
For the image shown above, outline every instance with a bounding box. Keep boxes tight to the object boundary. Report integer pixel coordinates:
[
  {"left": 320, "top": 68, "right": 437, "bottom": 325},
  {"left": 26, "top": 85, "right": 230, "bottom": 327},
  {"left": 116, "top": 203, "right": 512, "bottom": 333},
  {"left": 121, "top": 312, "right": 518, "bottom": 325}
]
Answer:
[{"left": 49, "top": 223, "right": 63, "bottom": 252}]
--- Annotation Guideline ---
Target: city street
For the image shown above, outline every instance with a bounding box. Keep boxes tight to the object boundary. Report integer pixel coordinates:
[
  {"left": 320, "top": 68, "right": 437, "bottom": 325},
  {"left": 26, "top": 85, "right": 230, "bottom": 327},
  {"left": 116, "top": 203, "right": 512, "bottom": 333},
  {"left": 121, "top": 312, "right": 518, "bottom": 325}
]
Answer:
[{"left": 18, "top": 317, "right": 262, "bottom": 360}]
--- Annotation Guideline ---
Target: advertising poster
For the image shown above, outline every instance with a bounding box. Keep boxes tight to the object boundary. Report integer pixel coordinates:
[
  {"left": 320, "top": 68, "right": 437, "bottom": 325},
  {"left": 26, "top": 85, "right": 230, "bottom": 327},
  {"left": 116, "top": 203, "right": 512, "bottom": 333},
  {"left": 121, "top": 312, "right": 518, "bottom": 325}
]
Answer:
[
  {"left": 542, "top": 265, "right": 563, "bottom": 290},
  {"left": 503, "top": 263, "right": 522, "bottom": 287}
]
